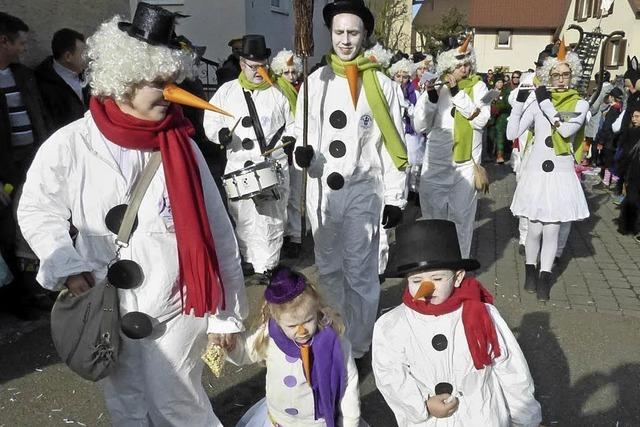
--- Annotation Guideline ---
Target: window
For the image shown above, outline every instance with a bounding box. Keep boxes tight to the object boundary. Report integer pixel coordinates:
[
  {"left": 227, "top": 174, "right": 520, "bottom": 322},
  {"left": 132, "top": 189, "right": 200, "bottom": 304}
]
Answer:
[
  {"left": 271, "top": 0, "right": 289, "bottom": 15},
  {"left": 496, "top": 30, "right": 512, "bottom": 49},
  {"left": 592, "top": 0, "right": 614, "bottom": 18},
  {"left": 603, "top": 37, "right": 626, "bottom": 68},
  {"left": 574, "top": 0, "right": 592, "bottom": 21}
]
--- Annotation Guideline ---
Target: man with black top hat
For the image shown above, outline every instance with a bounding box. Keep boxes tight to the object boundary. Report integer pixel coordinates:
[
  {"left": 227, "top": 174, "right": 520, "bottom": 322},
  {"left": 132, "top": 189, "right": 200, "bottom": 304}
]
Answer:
[
  {"left": 292, "top": 0, "right": 407, "bottom": 359},
  {"left": 204, "top": 34, "right": 293, "bottom": 284},
  {"left": 18, "top": 3, "right": 247, "bottom": 425},
  {"left": 372, "top": 219, "right": 542, "bottom": 426}
]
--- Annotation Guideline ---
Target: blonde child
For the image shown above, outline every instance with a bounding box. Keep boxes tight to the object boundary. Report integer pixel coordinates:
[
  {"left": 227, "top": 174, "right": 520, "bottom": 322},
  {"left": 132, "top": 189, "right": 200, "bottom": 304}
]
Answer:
[{"left": 229, "top": 266, "right": 364, "bottom": 427}]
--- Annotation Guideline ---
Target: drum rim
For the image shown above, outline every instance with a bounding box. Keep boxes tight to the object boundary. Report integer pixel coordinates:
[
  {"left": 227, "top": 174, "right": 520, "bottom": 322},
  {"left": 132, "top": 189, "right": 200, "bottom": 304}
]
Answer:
[{"left": 223, "top": 160, "right": 274, "bottom": 179}]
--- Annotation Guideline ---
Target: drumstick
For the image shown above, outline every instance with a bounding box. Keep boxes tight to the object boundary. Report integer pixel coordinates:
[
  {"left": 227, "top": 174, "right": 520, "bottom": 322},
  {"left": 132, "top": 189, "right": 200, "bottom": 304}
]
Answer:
[
  {"left": 229, "top": 117, "right": 242, "bottom": 134},
  {"left": 261, "top": 139, "right": 295, "bottom": 157}
]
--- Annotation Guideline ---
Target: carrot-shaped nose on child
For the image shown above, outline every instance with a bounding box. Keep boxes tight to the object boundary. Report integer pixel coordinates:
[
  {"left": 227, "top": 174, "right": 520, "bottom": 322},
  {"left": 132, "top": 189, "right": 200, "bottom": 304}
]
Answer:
[
  {"left": 163, "top": 83, "right": 234, "bottom": 117},
  {"left": 296, "top": 324, "right": 308, "bottom": 336},
  {"left": 413, "top": 280, "right": 436, "bottom": 301},
  {"left": 256, "top": 66, "right": 274, "bottom": 86}
]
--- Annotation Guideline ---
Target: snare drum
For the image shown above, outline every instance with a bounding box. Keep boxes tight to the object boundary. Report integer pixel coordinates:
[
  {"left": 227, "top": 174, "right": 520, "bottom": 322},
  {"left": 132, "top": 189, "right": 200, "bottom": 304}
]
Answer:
[{"left": 223, "top": 160, "right": 283, "bottom": 201}]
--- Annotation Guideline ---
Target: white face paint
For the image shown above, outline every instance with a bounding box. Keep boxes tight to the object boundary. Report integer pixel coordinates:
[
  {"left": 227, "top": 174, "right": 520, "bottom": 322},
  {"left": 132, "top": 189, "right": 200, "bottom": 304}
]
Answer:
[
  {"left": 407, "top": 269, "right": 465, "bottom": 305},
  {"left": 241, "top": 57, "right": 268, "bottom": 84},
  {"left": 331, "top": 13, "right": 365, "bottom": 61}
]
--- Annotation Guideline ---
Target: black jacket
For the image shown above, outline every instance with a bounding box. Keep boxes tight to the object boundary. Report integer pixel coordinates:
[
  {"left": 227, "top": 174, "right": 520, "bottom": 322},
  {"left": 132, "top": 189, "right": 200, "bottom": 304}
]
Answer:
[
  {"left": 0, "top": 63, "right": 51, "bottom": 184},
  {"left": 35, "top": 56, "right": 89, "bottom": 132}
]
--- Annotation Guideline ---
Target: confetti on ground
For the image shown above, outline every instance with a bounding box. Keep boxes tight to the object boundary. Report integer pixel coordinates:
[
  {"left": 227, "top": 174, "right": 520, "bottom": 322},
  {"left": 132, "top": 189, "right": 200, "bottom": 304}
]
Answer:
[
  {"left": 35, "top": 394, "right": 43, "bottom": 400},
  {"left": 35, "top": 368, "right": 43, "bottom": 372},
  {"left": 51, "top": 408, "right": 62, "bottom": 412},
  {"left": 62, "top": 419, "right": 75, "bottom": 424},
  {"left": 97, "top": 412, "right": 104, "bottom": 420}
]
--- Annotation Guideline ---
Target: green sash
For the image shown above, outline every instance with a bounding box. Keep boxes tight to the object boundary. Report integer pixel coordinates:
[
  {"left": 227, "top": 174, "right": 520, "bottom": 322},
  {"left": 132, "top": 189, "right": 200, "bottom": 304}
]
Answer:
[
  {"left": 238, "top": 71, "right": 271, "bottom": 91},
  {"left": 326, "top": 53, "right": 408, "bottom": 170},
  {"left": 453, "top": 75, "right": 482, "bottom": 163},
  {"left": 550, "top": 89, "right": 586, "bottom": 161}
]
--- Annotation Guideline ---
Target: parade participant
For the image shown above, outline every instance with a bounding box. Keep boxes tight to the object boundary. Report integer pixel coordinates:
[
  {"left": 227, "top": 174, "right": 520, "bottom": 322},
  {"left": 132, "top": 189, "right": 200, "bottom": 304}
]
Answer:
[
  {"left": 412, "top": 53, "right": 434, "bottom": 92},
  {"left": 617, "top": 106, "right": 640, "bottom": 236},
  {"left": 508, "top": 39, "right": 589, "bottom": 301},
  {"left": 271, "top": 48, "right": 304, "bottom": 258},
  {"left": 17, "top": 5, "right": 248, "bottom": 424},
  {"left": 229, "top": 266, "right": 365, "bottom": 427},
  {"left": 372, "top": 219, "right": 542, "bottom": 427},
  {"left": 204, "top": 34, "right": 294, "bottom": 283},
  {"left": 488, "top": 74, "right": 511, "bottom": 164},
  {"left": 293, "top": 0, "right": 407, "bottom": 358},
  {"left": 413, "top": 34, "right": 491, "bottom": 258}
]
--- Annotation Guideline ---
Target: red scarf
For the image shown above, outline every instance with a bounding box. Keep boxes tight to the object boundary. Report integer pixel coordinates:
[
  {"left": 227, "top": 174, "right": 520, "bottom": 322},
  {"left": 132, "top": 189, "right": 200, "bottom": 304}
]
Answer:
[
  {"left": 402, "top": 276, "right": 501, "bottom": 369},
  {"left": 90, "top": 97, "right": 225, "bottom": 316}
]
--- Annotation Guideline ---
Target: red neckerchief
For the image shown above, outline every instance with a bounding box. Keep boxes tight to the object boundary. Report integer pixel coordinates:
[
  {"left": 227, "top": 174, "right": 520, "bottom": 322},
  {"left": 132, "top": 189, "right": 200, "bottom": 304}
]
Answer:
[
  {"left": 90, "top": 97, "right": 225, "bottom": 315},
  {"left": 402, "top": 276, "right": 501, "bottom": 369}
]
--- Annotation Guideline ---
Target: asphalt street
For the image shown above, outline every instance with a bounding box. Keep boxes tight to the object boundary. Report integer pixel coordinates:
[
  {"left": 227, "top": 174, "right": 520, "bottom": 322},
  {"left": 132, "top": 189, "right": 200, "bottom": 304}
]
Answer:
[{"left": 1, "top": 164, "right": 639, "bottom": 426}]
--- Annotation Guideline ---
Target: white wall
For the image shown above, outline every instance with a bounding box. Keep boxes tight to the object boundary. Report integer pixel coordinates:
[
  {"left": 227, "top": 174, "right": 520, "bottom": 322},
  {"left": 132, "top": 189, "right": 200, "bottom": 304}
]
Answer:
[
  {"left": 559, "top": 0, "right": 639, "bottom": 80},
  {"left": 244, "top": 0, "right": 332, "bottom": 67},
  {"left": 474, "top": 30, "right": 555, "bottom": 73}
]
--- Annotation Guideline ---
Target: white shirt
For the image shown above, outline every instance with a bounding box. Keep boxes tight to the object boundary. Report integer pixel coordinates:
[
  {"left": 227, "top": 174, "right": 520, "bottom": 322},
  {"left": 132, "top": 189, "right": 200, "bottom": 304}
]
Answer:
[{"left": 53, "top": 59, "right": 83, "bottom": 102}]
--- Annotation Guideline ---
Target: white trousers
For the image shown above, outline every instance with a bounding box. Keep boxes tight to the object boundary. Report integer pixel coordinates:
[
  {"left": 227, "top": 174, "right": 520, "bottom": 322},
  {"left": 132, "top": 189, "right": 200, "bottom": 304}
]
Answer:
[
  {"left": 520, "top": 220, "right": 570, "bottom": 258},
  {"left": 309, "top": 187, "right": 382, "bottom": 358},
  {"left": 228, "top": 175, "right": 289, "bottom": 273},
  {"left": 101, "top": 314, "right": 222, "bottom": 427},
  {"left": 285, "top": 166, "right": 303, "bottom": 243},
  {"left": 405, "top": 133, "right": 426, "bottom": 167},
  {"left": 419, "top": 163, "right": 477, "bottom": 258}
]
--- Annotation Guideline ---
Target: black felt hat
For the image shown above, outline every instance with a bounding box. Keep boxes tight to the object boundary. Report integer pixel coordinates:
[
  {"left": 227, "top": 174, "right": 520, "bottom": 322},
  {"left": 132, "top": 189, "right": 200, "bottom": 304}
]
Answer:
[
  {"left": 239, "top": 34, "right": 271, "bottom": 60},
  {"left": 386, "top": 219, "right": 480, "bottom": 278},
  {"left": 118, "top": 2, "right": 187, "bottom": 49},
  {"left": 323, "top": 0, "right": 375, "bottom": 36}
]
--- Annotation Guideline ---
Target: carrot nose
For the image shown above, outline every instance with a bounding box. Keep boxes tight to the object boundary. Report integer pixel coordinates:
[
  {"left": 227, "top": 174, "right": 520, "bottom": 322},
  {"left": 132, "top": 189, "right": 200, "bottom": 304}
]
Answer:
[
  {"left": 345, "top": 64, "right": 359, "bottom": 107},
  {"left": 257, "top": 66, "right": 274, "bottom": 86},
  {"left": 296, "top": 324, "right": 308, "bottom": 336},
  {"left": 413, "top": 280, "right": 435, "bottom": 301},
  {"left": 163, "top": 83, "right": 234, "bottom": 118}
]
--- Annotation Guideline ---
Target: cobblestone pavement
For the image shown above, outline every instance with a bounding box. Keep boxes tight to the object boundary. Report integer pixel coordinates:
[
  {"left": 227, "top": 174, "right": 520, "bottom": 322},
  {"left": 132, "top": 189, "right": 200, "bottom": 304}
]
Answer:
[
  {"left": 473, "top": 164, "right": 640, "bottom": 316},
  {"left": 1, "top": 163, "right": 639, "bottom": 426}
]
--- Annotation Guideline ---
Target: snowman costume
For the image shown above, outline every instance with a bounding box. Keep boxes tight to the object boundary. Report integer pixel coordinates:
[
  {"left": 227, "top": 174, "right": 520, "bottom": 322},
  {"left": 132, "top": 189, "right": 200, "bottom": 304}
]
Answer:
[
  {"left": 293, "top": 0, "right": 407, "bottom": 358},
  {"left": 413, "top": 37, "right": 490, "bottom": 258},
  {"left": 372, "top": 220, "right": 541, "bottom": 427},
  {"left": 204, "top": 36, "right": 294, "bottom": 275},
  {"left": 508, "top": 42, "right": 589, "bottom": 300},
  {"left": 17, "top": 9, "right": 247, "bottom": 426}
]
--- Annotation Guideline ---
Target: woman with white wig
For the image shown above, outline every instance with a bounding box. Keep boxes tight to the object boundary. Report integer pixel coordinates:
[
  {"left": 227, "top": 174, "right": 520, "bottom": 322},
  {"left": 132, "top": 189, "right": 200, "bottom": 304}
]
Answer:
[
  {"left": 17, "top": 3, "right": 247, "bottom": 425},
  {"left": 508, "top": 39, "right": 589, "bottom": 301}
]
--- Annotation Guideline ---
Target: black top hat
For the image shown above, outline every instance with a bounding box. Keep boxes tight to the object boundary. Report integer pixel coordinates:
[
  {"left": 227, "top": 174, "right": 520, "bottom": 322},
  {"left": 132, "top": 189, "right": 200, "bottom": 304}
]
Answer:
[
  {"left": 534, "top": 43, "right": 554, "bottom": 67},
  {"left": 323, "top": 0, "right": 375, "bottom": 36},
  {"left": 239, "top": 34, "right": 271, "bottom": 61},
  {"left": 118, "top": 2, "right": 187, "bottom": 49},
  {"left": 386, "top": 219, "right": 480, "bottom": 278}
]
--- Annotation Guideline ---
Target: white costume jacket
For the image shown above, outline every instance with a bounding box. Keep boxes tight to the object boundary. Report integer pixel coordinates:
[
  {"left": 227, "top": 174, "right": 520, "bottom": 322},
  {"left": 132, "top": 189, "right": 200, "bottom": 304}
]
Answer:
[
  {"left": 413, "top": 80, "right": 490, "bottom": 257},
  {"left": 294, "top": 65, "right": 406, "bottom": 357},
  {"left": 228, "top": 325, "right": 362, "bottom": 427},
  {"left": 204, "top": 79, "right": 294, "bottom": 273},
  {"left": 18, "top": 113, "right": 247, "bottom": 332},
  {"left": 372, "top": 304, "right": 542, "bottom": 427}
]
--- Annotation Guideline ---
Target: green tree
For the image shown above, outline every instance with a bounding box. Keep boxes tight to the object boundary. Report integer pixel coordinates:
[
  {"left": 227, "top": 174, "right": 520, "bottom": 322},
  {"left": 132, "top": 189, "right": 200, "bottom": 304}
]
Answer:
[{"left": 415, "top": 7, "right": 467, "bottom": 56}]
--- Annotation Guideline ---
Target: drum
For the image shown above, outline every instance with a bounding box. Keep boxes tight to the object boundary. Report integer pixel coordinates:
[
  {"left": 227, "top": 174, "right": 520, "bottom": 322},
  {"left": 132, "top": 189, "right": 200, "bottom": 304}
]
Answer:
[{"left": 223, "top": 160, "right": 283, "bottom": 201}]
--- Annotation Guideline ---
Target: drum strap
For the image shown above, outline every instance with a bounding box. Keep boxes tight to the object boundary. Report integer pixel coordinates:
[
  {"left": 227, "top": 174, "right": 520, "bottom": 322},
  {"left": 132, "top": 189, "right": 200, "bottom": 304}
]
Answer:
[{"left": 242, "top": 90, "right": 268, "bottom": 153}]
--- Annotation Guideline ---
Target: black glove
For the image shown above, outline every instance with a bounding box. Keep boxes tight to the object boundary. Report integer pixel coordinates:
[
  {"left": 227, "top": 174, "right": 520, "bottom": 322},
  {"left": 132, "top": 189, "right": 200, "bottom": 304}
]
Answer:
[
  {"left": 282, "top": 136, "right": 296, "bottom": 157},
  {"left": 516, "top": 88, "right": 531, "bottom": 102},
  {"left": 381, "top": 205, "right": 402, "bottom": 229},
  {"left": 295, "top": 146, "right": 315, "bottom": 168},
  {"left": 534, "top": 85, "right": 551, "bottom": 104},
  {"left": 218, "top": 127, "right": 232, "bottom": 146}
]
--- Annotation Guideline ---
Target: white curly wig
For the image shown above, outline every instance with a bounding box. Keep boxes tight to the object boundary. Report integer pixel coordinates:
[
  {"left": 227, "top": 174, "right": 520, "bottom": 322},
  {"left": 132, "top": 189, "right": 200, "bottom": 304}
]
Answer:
[
  {"left": 85, "top": 16, "right": 194, "bottom": 101},
  {"left": 271, "top": 49, "right": 303, "bottom": 76},
  {"left": 436, "top": 47, "right": 476, "bottom": 76},
  {"left": 414, "top": 54, "right": 434, "bottom": 70},
  {"left": 536, "top": 51, "right": 583, "bottom": 87},
  {"left": 388, "top": 58, "right": 414, "bottom": 77},
  {"left": 364, "top": 43, "right": 393, "bottom": 69}
]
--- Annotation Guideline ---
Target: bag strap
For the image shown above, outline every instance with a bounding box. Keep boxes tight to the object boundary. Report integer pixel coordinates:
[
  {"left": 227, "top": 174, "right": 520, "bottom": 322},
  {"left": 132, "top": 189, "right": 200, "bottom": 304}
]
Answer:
[{"left": 116, "top": 151, "right": 162, "bottom": 246}]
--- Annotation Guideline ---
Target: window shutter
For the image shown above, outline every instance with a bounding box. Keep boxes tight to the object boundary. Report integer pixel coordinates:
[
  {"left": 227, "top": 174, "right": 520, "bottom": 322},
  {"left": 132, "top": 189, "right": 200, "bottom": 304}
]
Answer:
[
  {"left": 603, "top": 40, "right": 613, "bottom": 67},
  {"left": 617, "top": 39, "right": 627, "bottom": 66}
]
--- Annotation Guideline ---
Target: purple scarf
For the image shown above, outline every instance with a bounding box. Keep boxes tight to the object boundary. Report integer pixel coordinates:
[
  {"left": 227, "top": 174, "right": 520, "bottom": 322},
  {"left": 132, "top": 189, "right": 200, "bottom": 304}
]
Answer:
[{"left": 268, "top": 319, "right": 346, "bottom": 427}]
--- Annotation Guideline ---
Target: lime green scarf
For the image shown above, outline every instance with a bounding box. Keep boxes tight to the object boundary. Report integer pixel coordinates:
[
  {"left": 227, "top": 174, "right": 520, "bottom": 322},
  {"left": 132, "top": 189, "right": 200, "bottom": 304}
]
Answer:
[
  {"left": 326, "top": 53, "right": 408, "bottom": 170},
  {"left": 275, "top": 76, "right": 298, "bottom": 116},
  {"left": 238, "top": 71, "right": 271, "bottom": 91},
  {"left": 453, "top": 75, "right": 482, "bottom": 163},
  {"left": 551, "top": 89, "right": 586, "bottom": 161}
]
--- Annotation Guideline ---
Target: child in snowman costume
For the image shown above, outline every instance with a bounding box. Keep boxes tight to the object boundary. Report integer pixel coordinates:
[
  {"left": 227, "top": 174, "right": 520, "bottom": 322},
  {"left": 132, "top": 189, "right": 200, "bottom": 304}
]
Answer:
[
  {"left": 372, "top": 219, "right": 542, "bottom": 427},
  {"left": 229, "top": 265, "right": 366, "bottom": 427}
]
